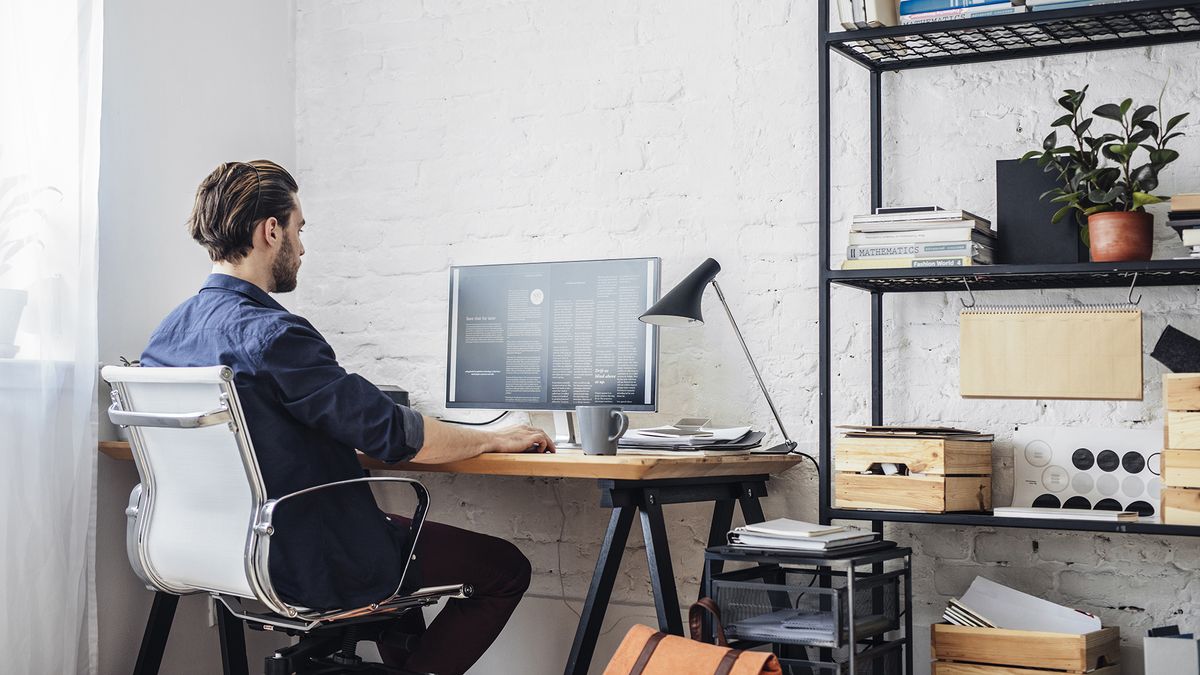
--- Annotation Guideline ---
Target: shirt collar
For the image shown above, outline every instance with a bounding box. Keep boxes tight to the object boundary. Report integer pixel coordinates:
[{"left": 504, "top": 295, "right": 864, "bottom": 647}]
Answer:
[{"left": 200, "top": 273, "right": 288, "bottom": 312}]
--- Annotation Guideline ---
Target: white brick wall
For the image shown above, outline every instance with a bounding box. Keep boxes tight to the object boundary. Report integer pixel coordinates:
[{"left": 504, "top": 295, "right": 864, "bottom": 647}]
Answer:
[{"left": 294, "top": 2, "right": 1200, "bottom": 672}]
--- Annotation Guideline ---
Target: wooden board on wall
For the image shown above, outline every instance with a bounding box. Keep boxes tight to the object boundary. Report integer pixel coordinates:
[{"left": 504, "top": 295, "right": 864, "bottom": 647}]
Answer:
[{"left": 960, "top": 308, "right": 1142, "bottom": 400}]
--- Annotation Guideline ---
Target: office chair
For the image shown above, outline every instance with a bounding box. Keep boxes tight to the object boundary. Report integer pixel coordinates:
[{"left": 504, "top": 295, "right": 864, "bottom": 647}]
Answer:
[{"left": 102, "top": 365, "right": 468, "bottom": 675}]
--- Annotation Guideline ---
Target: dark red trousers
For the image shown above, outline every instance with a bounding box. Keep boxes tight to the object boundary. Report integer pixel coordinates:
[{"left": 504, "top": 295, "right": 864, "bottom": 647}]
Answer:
[{"left": 378, "top": 516, "right": 532, "bottom": 675}]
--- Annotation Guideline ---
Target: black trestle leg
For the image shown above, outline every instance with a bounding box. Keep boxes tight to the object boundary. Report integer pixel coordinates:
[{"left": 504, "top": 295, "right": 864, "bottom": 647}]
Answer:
[
  {"left": 215, "top": 599, "right": 249, "bottom": 675},
  {"left": 564, "top": 505, "right": 635, "bottom": 675},
  {"left": 133, "top": 592, "right": 179, "bottom": 675},
  {"left": 640, "top": 495, "right": 683, "bottom": 636}
]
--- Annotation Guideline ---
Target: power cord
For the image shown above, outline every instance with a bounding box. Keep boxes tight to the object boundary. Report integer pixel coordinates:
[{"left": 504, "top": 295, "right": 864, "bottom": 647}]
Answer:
[
  {"left": 437, "top": 411, "right": 511, "bottom": 426},
  {"left": 788, "top": 450, "right": 819, "bottom": 472}
]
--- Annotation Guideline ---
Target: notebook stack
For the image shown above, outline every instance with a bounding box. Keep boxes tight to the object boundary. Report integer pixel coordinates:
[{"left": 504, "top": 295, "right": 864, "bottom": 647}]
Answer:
[
  {"left": 899, "top": 0, "right": 1027, "bottom": 25},
  {"left": 727, "top": 518, "right": 880, "bottom": 552},
  {"left": 1028, "top": 0, "right": 1124, "bottom": 11},
  {"left": 1169, "top": 193, "right": 1200, "bottom": 258},
  {"left": 842, "top": 206, "right": 996, "bottom": 270}
]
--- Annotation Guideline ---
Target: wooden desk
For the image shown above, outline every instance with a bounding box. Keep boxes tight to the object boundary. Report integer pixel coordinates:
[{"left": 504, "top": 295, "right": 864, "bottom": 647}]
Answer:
[
  {"left": 100, "top": 441, "right": 802, "bottom": 674},
  {"left": 99, "top": 441, "right": 799, "bottom": 481}
]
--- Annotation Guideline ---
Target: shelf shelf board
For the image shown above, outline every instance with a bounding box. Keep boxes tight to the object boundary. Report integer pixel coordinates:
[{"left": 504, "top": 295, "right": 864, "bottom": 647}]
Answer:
[
  {"left": 827, "top": 508, "right": 1200, "bottom": 536},
  {"left": 826, "top": 0, "right": 1200, "bottom": 71},
  {"left": 825, "top": 258, "right": 1200, "bottom": 293}
]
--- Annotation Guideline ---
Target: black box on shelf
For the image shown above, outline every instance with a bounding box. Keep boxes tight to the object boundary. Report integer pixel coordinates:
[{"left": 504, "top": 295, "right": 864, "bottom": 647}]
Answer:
[{"left": 995, "top": 159, "right": 1089, "bottom": 264}]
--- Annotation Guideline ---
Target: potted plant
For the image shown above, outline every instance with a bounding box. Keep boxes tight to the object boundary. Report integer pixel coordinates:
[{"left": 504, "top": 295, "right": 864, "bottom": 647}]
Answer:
[
  {"left": 0, "top": 160, "right": 55, "bottom": 357},
  {"left": 1023, "top": 85, "right": 1189, "bottom": 262}
]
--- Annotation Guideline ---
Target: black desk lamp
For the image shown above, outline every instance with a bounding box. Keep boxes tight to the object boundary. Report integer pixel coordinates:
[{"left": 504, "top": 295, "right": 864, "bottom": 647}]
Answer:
[{"left": 639, "top": 258, "right": 797, "bottom": 455}]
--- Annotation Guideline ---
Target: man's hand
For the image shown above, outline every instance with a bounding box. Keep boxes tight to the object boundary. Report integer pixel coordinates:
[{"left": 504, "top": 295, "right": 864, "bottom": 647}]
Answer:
[
  {"left": 486, "top": 425, "right": 557, "bottom": 455},
  {"left": 411, "top": 416, "right": 555, "bottom": 464}
]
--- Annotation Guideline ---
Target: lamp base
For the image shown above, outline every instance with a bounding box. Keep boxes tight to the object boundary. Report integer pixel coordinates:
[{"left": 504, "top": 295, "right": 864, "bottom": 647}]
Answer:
[{"left": 755, "top": 440, "right": 798, "bottom": 455}]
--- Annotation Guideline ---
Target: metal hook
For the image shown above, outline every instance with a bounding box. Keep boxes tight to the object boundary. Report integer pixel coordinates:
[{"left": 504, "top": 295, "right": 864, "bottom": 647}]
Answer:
[
  {"left": 1127, "top": 272, "right": 1142, "bottom": 306},
  {"left": 959, "top": 278, "right": 976, "bottom": 309}
]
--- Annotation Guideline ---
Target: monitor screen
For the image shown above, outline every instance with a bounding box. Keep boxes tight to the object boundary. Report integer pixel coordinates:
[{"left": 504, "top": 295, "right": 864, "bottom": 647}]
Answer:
[{"left": 446, "top": 257, "right": 660, "bottom": 411}]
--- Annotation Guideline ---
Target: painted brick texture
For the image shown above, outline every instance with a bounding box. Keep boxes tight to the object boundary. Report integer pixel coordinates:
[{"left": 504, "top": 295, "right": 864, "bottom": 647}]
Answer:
[{"left": 294, "top": 1, "right": 1200, "bottom": 672}]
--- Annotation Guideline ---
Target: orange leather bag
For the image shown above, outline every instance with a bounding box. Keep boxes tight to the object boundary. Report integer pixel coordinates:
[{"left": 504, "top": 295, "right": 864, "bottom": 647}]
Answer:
[{"left": 603, "top": 599, "right": 783, "bottom": 675}]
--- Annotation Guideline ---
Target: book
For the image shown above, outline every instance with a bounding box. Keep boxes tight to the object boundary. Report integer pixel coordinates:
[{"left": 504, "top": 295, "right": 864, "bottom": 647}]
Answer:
[
  {"left": 1169, "top": 210, "right": 1200, "bottom": 220},
  {"left": 902, "top": 4, "right": 1024, "bottom": 22},
  {"left": 837, "top": 424, "right": 993, "bottom": 440},
  {"left": 836, "top": 0, "right": 859, "bottom": 29},
  {"left": 1168, "top": 218, "right": 1200, "bottom": 230},
  {"left": 1172, "top": 194, "right": 1200, "bottom": 211},
  {"left": 959, "top": 577, "right": 1102, "bottom": 635},
  {"left": 738, "top": 518, "right": 846, "bottom": 538},
  {"left": 850, "top": 219, "right": 993, "bottom": 236},
  {"left": 1028, "top": 0, "right": 1122, "bottom": 7},
  {"left": 863, "top": 0, "right": 899, "bottom": 26},
  {"left": 846, "top": 241, "right": 994, "bottom": 261},
  {"left": 618, "top": 447, "right": 753, "bottom": 457},
  {"left": 847, "top": 227, "right": 993, "bottom": 245},
  {"left": 728, "top": 526, "right": 879, "bottom": 551},
  {"left": 852, "top": 208, "right": 989, "bottom": 225},
  {"left": 992, "top": 506, "right": 1139, "bottom": 522},
  {"left": 840, "top": 256, "right": 980, "bottom": 269},
  {"left": 1183, "top": 229, "right": 1200, "bottom": 248},
  {"left": 899, "top": 0, "right": 1010, "bottom": 15}
]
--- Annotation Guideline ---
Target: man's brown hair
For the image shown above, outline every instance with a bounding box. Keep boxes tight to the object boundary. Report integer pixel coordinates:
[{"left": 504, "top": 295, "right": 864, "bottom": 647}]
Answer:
[{"left": 188, "top": 160, "right": 298, "bottom": 262}]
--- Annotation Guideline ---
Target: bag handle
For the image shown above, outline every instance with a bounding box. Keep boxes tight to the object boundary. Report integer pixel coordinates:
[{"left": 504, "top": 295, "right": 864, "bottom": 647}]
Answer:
[
  {"left": 629, "top": 631, "right": 667, "bottom": 675},
  {"left": 690, "top": 597, "right": 729, "bottom": 646},
  {"left": 714, "top": 649, "right": 745, "bottom": 675}
]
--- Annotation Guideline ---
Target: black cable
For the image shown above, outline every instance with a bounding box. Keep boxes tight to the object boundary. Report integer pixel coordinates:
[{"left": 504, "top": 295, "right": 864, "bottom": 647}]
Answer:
[
  {"left": 789, "top": 450, "right": 820, "bottom": 472},
  {"left": 438, "top": 411, "right": 511, "bottom": 426}
]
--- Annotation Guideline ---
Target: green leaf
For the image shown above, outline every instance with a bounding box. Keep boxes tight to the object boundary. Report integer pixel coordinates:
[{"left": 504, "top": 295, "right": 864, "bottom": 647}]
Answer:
[
  {"left": 1130, "top": 128, "right": 1153, "bottom": 144},
  {"left": 1043, "top": 131, "right": 1057, "bottom": 151},
  {"left": 1058, "top": 94, "right": 1075, "bottom": 111},
  {"left": 1084, "top": 204, "right": 1111, "bottom": 216},
  {"left": 1133, "top": 191, "right": 1163, "bottom": 208},
  {"left": 1051, "top": 113, "right": 1074, "bottom": 127},
  {"left": 1131, "top": 105, "right": 1156, "bottom": 125},
  {"left": 1132, "top": 165, "right": 1158, "bottom": 192},
  {"left": 1020, "top": 149, "right": 1042, "bottom": 162},
  {"left": 1076, "top": 117, "right": 1094, "bottom": 135},
  {"left": 1149, "top": 148, "right": 1180, "bottom": 165},
  {"left": 1165, "top": 112, "right": 1190, "bottom": 134},
  {"left": 1052, "top": 204, "right": 1074, "bottom": 224},
  {"left": 1136, "top": 119, "right": 1160, "bottom": 138},
  {"left": 1120, "top": 98, "right": 1133, "bottom": 115},
  {"left": 1094, "top": 103, "right": 1123, "bottom": 121},
  {"left": 1050, "top": 191, "right": 1081, "bottom": 203}
]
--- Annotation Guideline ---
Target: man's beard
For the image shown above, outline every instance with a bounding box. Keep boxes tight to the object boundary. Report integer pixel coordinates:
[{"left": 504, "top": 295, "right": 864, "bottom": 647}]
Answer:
[{"left": 272, "top": 234, "right": 300, "bottom": 293}]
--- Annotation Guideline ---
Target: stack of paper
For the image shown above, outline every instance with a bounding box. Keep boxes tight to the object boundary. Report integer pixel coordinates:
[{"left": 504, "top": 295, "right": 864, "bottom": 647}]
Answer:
[
  {"left": 618, "top": 426, "right": 763, "bottom": 455},
  {"left": 943, "top": 577, "right": 1102, "bottom": 634},
  {"left": 728, "top": 518, "right": 879, "bottom": 551}
]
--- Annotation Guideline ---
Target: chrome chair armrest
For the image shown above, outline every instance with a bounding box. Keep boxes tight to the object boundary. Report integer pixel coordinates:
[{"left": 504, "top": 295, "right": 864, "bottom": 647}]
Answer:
[
  {"left": 255, "top": 477, "right": 430, "bottom": 609},
  {"left": 107, "top": 396, "right": 233, "bottom": 429}
]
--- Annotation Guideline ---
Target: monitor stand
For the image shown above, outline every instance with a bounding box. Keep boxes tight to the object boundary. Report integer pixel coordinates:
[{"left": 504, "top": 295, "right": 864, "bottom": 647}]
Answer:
[{"left": 553, "top": 411, "right": 582, "bottom": 450}]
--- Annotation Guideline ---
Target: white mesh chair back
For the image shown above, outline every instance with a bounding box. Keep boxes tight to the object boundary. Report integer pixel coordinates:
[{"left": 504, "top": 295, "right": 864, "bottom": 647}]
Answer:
[{"left": 102, "top": 365, "right": 264, "bottom": 599}]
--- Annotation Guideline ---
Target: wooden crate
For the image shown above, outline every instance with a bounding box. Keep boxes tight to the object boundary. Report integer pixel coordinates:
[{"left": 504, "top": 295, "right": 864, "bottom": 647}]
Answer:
[
  {"left": 835, "top": 473, "right": 991, "bottom": 512},
  {"left": 1162, "top": 487, "right": 1200, "bottom": 525},
  {"left": 1165, "top": 411, "right": 1200, "bottom": 450},
  {"left": 834, "top": 436, "right": 992, "bottom": 512},
  {"left": 931, "top": 624, "right": 1120, "bottom": 674},
  {"left": 1165, "top": 373, "right": 1200, "bottom": 413},
  {"left": 1162, "top": 450, "right": 1200, "bottom": 489}
]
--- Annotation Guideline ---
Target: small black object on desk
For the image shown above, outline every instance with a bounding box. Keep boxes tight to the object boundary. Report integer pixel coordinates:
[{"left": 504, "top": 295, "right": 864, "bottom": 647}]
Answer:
[
  {"left": 1152, "top": 325, "right": 1200, "bottom": 373},
  {"left": 377, "top": 385, "right": 410, "bottom": 408}
]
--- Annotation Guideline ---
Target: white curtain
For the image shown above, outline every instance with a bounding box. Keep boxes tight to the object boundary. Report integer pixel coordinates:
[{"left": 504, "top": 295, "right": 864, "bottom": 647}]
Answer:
[{"left": 0, "top": 0, "right": 102, "bottom": 672}]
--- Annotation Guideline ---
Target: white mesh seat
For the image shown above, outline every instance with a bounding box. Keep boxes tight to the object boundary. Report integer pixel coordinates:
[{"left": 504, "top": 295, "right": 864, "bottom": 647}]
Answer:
[{"left": 102, "top": 365, "right": 468, "bottom": 675}]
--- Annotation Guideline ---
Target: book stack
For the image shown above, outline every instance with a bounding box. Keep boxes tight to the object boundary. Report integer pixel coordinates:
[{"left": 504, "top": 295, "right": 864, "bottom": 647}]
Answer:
[
  {"left": 842, "top": 206, "right": 996, "bottom": 270},
  {"left": 727, "top": 518, "right": 880, "bottom": 552},
  {"left": 1169, "top": 193, "right": 1200, "bottom": 258},
  {"left": 900, "top": 0, "right": 1027, "bottom": 25}
]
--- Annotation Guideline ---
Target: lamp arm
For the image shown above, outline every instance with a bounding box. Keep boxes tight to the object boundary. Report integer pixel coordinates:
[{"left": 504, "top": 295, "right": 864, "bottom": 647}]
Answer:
[{"left": 710, "top": 280, "right": 795, "bottom": 451}]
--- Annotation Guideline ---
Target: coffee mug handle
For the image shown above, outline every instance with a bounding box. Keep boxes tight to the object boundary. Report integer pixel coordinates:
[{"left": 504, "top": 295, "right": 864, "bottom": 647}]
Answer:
[{"left": 608, "top": 410, "right": 629, "bottom": 442}]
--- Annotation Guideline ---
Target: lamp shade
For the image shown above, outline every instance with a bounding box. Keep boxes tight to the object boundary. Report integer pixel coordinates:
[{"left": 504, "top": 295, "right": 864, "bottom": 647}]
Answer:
[{"left": 639, "top": 258, "right": 721, "bottom": 326}]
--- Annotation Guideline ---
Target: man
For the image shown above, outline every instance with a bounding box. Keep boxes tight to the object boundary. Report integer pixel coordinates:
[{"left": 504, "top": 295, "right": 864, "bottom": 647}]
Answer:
[{"left": 141, "top": 160, "right": 554, "bottom": 675}]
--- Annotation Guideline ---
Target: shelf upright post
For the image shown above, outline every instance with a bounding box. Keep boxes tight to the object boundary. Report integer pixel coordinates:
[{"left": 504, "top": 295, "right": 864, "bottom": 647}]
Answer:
[
  {"left": 817, "top": 0, "right": 833, "bottom": 528},
  {"left": 869, "top": 69, "right": 884, "bottom": 430}
]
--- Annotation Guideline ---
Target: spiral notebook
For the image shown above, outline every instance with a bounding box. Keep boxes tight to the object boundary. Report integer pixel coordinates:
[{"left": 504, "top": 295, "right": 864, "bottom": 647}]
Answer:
[{"left": 960, "top": 304, "right": 1142, "bottom": 400}]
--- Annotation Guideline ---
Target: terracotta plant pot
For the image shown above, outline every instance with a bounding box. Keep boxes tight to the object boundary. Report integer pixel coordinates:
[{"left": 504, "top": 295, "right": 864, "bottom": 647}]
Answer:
[{"left": 1087, "top": 211, "right": 1153, "bottom": 262}]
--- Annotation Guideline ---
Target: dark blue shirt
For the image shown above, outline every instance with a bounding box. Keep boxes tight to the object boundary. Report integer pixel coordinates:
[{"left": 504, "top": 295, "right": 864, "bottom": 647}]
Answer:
[{"left": 141, "top": 273, "right": 425, "bottom": 610}]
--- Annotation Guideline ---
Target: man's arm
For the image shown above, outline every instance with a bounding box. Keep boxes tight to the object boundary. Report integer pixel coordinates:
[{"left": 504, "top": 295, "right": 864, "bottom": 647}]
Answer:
[{"left": 409, "top": 417, "right": 556, "bottom": 464}]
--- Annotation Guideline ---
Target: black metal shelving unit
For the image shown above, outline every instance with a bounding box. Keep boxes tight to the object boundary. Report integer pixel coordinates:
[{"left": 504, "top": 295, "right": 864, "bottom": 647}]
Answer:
[{"left": 816, "top": 0, "right": 1200, "bottom": 536}]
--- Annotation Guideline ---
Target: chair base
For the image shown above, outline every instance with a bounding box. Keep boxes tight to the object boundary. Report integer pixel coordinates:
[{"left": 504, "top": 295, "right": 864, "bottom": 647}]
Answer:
[{"left": 255, "top": 612, "right": 427, "bottom": 675}]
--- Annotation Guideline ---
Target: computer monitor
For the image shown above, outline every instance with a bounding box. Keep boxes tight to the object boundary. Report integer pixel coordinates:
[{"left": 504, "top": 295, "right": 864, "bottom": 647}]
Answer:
[{"left": 446, "top": 257, "right": 660, "bottom": 416}]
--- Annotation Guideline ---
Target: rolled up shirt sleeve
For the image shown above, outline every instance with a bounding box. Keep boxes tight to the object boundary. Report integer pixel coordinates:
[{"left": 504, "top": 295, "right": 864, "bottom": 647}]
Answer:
[{"left": 258, "top": 319, "right": 424, "bottom": 462}]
